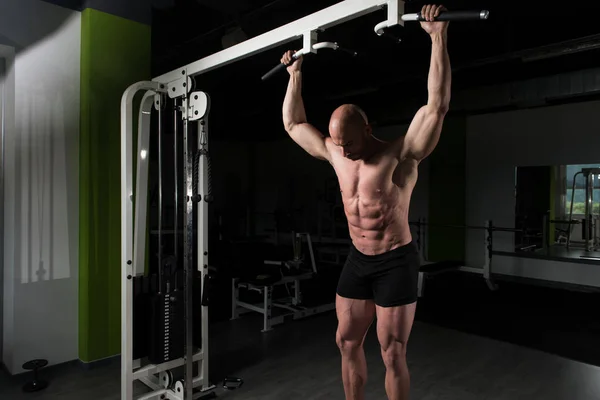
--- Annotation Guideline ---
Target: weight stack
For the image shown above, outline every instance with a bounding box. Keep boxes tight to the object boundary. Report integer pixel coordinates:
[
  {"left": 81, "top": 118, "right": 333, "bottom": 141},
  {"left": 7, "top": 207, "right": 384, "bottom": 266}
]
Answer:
[
  {"left": 133, "top": 275, "right": 153, "bottom": 360},
  {"left": 148, "top": 285, "right": 185, "bottom": 364}
]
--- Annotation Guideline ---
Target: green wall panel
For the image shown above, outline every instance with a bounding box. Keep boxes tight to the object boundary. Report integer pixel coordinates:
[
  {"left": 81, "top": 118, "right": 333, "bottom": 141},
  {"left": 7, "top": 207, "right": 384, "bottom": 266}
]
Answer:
[{"left": 79, "top": 8, "right": 150, "bottom": 362}]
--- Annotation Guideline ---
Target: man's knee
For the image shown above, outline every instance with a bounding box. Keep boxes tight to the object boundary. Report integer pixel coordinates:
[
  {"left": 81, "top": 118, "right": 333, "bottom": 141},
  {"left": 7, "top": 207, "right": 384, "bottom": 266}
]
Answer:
[
  {"left": 380, "top": 339, "right": 407, "bottom": 370},
  {"left": 336, "top": 329, "right": 364, "bottom": 354}
]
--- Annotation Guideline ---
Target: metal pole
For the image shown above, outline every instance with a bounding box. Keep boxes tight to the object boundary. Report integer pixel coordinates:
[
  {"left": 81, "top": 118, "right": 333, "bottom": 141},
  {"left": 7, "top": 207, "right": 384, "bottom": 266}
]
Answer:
[
  {"left": 174, "top": 98, "right": 179, "bottom": 261},
  {"left": 120, "top": 81, "right": 163, "bottom": 400},
  {"left": 158, "top": 97, "right": 163, "bottom": 291},
  {"left": 198, "top": 118, "right": 211, "bottom": 392},
  {"left": 591, "top": 174, "right": 600, "bottom": 251},
  {"left": 182, "top": 108, "right": 194, "bottom": 399},
  {"left": 567, "top": 171, "right": 581, "bottom": 250},
  {"left": 541, "top": 213, "right": 546, "bottom": 250},
  {"left": 587, "top": 172, "right": 593, "bottom": 251}
]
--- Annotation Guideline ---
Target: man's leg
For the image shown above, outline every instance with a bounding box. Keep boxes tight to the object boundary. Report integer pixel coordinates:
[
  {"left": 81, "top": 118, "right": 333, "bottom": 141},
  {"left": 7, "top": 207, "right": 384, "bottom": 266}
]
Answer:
[
  {"left": 335, "top": 294, "right": 376, "bottom": 400},
  {"left": 375, "top": 302, "right": 417, "bottom": 400}
]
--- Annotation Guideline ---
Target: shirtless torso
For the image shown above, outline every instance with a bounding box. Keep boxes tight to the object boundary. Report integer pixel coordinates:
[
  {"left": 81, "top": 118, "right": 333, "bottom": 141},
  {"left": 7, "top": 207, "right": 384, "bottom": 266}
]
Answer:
[{"left": 325, "top": 137, "right": 417, "bottom": 255}]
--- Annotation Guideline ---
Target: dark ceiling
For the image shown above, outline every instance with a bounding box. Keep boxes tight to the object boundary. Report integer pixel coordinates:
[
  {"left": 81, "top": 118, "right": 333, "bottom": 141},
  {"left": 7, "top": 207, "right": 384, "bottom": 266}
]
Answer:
[{"left": 150, "top": 0, "right": 600, "bottom": 138}]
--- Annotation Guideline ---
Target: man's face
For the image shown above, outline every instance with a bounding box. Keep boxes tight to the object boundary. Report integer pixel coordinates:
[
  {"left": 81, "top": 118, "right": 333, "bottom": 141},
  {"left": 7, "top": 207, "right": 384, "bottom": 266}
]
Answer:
[
  {"left": 331, "top": 129, "right": 364, "bottom": 160},
  {"left": 329, "top": 120, "right": 370, "bottom": 160},
  {"left": 329, "top": 104, "right": 371, "bottom": 160}
]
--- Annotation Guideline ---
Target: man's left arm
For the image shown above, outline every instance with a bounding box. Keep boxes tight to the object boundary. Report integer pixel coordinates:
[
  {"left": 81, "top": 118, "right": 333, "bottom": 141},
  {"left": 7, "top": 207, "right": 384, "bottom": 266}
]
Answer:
[{"left": 402, "top": 7, "right": 451, "bottom": 161}]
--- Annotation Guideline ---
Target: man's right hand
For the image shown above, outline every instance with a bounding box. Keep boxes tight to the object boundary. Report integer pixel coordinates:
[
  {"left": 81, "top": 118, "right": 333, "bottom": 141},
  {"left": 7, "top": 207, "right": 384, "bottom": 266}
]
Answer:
[{"left": 281, "top": 50, "right": 302, "bottom": 74}]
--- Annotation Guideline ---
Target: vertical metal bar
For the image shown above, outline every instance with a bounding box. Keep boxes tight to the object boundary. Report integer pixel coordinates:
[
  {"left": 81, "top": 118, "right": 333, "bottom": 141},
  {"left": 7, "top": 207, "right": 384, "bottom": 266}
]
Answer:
[
  {"left": 567, "top": 172, "right": 580, "bottom": 250},
  {"left": 134, "top": 93, "right": 155, "bottom": 277},
  {"left": 484, "top": 220, "right": 492, "bottom": 282},
  {"left": 591, "top": 174, "right": 600, "bottom": 251},
  {"left": 304, "top": 233, "right": 316, "bottom": 275},
  {"left": 174, "top": 99, "right": 179, "bottom": 260},
  {"left": 294, "top": 279, "right": 300, "bottom": 304},
  {"left": 263, "top": 288, "right": 269, "bottom": 332},
  {"left": 158, "top": 97, "right": 163, "bottom": 290},
  {"left": 198, "top": 118, "right": 210, "bottom": 391},
  {"left": 484, "top": 220, "right": 497, "bottom": 291},
  {"left": 587, "top": 172, "right": 593, "bottom": 251},
  {"left": 0, "top": 58, "right": 5, "bottom": 362},
  {"left": 121, "top": 81, "right": 161, "bottom": 400},
  {"left": 231, "top": 278, "right": 238, "bottom": 320},
  {"left": 182, "top": 107, "right": 194, "bottom": 399}
]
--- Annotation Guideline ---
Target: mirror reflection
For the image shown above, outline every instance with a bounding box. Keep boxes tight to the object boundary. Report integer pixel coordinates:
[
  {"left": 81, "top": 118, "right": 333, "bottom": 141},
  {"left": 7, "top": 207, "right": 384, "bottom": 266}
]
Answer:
[{"left": 515, "top": 163, "right": 600, "bottom": 259}]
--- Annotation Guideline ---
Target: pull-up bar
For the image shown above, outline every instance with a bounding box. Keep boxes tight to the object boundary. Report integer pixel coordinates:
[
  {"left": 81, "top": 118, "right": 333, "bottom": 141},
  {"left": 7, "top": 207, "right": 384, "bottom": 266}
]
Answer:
[
  {"left": 261, "top": 41, "right": 358, "bottom": 81},
  {"left": 375, "top": 9, "right": 488, "bottom": 35},
  {"left": 152, "top": 0, "right": 489, "bottom": 89},
  {"left": 260, "top": 8, "right": 488, "bottom": 81}
]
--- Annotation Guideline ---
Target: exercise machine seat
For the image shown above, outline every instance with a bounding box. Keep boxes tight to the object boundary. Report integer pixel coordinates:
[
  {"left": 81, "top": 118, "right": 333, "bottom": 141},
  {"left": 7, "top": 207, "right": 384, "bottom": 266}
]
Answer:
[{"left": 419, "top": 260, "right": 463, "bottom": 275}]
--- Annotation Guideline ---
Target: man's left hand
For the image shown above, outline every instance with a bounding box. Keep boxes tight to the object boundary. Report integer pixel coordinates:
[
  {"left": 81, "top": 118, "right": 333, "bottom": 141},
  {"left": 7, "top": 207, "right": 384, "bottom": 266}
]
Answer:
[{"left": 420, "top": 4, "right": 449, "bottom": 36}]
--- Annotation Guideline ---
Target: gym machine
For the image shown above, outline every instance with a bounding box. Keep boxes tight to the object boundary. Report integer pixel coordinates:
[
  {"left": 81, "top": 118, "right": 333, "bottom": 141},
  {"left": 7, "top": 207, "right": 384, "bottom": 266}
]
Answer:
[
  {"left": 411, "top": 218, "right": 523, "bottom": 297},
  {"left": 541, "top": 168, "right": 600, "bottom": 254},
  {"left": 566, "top": 168, "right": 600, "bottom": 252},
  {"left": 231, "top": 232, "right": 336, "bottom": 333},
  {"left": 121, "top": 1, "right": 489, "bottom": 398},
  {"left": 121, "top": 86, "right": 213, "bottom": 400}
]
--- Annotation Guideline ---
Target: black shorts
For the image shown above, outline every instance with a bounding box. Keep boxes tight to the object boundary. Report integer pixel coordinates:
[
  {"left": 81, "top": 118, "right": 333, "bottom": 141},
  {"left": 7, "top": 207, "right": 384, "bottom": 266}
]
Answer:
[{"left": 336, "top": 241, "right": 420, "bottom": 307}]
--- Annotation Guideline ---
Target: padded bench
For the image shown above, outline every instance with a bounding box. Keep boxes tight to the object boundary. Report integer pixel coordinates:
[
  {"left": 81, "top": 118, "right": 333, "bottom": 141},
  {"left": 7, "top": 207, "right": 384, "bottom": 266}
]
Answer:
[{"left": 418, "top": 260, "right": 463, "bottom": 297}]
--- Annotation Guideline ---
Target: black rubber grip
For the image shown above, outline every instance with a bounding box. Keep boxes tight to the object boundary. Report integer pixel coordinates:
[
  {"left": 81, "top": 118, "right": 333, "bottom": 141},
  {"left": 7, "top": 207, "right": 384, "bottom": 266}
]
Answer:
[
  {"left": 338, "top": 46, "right": 358, "bottom": 57},
  {"left": 418, "top": 10, "right": 488, "bottom": 21},
  {"left": 261, "top": 62, "right": 287, "bottom": 81}
]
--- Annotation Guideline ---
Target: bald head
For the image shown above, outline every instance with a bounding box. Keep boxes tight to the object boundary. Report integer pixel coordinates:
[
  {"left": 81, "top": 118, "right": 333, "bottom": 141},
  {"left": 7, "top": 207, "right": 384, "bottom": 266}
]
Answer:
[
  {"left": 329, "top": 104, "right": 368, "bottom": 133},
  {"left": 328, "top": 104, "right": 372, "bottom": 160}
]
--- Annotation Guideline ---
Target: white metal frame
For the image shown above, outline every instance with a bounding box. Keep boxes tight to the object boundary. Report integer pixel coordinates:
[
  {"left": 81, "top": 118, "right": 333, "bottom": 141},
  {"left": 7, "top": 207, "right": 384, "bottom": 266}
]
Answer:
[
  {"left": 151, "top": 0, "right": 410, "bottom": 86},
  {"left": 122, "top": 1, "right": 420, "bottom": 398},
  {"left": 121, "top": 82, "right": 214, "bottom": 400}
]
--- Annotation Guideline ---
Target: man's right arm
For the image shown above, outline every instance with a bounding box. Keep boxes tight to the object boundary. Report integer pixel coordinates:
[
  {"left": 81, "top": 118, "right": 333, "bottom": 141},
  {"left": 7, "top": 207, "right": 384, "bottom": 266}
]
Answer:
[{"left": 282, "top": 56, "right": 330, "bottom": 162}]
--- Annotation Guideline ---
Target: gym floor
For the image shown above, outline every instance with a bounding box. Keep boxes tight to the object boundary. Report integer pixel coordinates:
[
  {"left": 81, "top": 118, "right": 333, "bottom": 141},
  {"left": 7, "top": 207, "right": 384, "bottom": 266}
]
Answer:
[{"left": 1, "top": 272, "right": 600, "bottom": 399}]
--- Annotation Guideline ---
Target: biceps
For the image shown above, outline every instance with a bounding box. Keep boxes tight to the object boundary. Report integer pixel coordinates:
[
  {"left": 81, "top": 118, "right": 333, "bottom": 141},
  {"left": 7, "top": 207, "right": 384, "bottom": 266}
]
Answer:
[{"left": 288, "top": 123, "right": 329, "bottom": 160}]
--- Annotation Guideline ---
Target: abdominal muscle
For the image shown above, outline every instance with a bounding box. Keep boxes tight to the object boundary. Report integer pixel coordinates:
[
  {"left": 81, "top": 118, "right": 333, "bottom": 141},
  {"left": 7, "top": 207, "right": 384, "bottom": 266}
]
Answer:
[{"left": 342, "top": 186, "right": 413, "bottom": 255}]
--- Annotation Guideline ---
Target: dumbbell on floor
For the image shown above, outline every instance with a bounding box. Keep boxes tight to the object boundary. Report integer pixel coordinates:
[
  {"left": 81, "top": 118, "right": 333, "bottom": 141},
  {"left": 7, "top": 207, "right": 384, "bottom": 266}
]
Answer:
[{"left": 22, "top": 359, "right": 49, "bottom": 392}]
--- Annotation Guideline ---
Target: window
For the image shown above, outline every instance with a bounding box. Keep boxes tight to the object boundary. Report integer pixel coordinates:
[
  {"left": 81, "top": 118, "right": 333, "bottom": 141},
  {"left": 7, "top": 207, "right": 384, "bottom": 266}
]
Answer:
[{"left": 565, "top": 163, "right": 600, "bottom": 216}]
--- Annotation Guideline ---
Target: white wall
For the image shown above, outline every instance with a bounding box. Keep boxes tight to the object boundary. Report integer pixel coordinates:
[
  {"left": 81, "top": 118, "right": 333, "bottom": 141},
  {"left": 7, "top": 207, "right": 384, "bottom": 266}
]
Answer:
[
  {"left": 1, "top": 0, "right": 80, "bottom": 374},
  {"left": 466, "top": 100, "right": 600, "bottom": 288}
]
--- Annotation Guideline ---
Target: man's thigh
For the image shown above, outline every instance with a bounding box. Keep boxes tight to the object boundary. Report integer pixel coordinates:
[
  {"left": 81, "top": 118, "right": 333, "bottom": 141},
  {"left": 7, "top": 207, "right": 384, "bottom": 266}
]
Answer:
[{"left": 375, "top": 302, "right": 417, "bottom": 346}]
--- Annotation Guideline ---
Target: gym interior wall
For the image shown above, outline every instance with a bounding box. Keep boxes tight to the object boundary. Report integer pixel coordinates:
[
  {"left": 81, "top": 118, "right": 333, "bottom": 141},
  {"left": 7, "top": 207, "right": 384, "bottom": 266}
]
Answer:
[
  {"left": 0, "top": 0, "right": 81, "bottom": 374},
  {"left": 79, "top": 7, "right": 151, "bottom": 364},
  {"left": 0, "top": 0, "right": 152, "bottom": 374},
  {"left": 466, "top": 99, "right": 600, "bottom": 288}
]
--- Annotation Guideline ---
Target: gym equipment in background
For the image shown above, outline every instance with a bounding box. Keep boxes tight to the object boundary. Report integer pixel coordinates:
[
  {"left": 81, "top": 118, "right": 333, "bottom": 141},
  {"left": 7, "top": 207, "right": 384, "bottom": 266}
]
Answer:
[
  {"left": 411, "top": 219, "right": 525, "bottom": 297},
  {"left": 566, "top": 168, "right": 600, "bottom": 252},
  {"left": 231, "top": 232, "right": 335, "bottom": 333}
]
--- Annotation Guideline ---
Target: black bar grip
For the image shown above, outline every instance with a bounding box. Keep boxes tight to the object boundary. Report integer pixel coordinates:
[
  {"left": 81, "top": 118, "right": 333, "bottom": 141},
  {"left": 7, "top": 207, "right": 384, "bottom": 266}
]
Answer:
[
  {"left": 337, "top": 46, "right": 358, "bottom": 57},
  {"left": 417, "top": 10, "right": 489, "bottom": 21},
  {"left": 261, "top": 62, "right": 287, "bottom": 81}
]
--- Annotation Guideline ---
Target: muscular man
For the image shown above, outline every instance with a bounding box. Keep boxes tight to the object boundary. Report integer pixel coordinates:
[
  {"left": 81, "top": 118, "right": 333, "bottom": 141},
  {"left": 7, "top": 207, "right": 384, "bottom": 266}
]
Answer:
[{"left": 281, "top": 4, "right": 450, "bottom": 400}]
